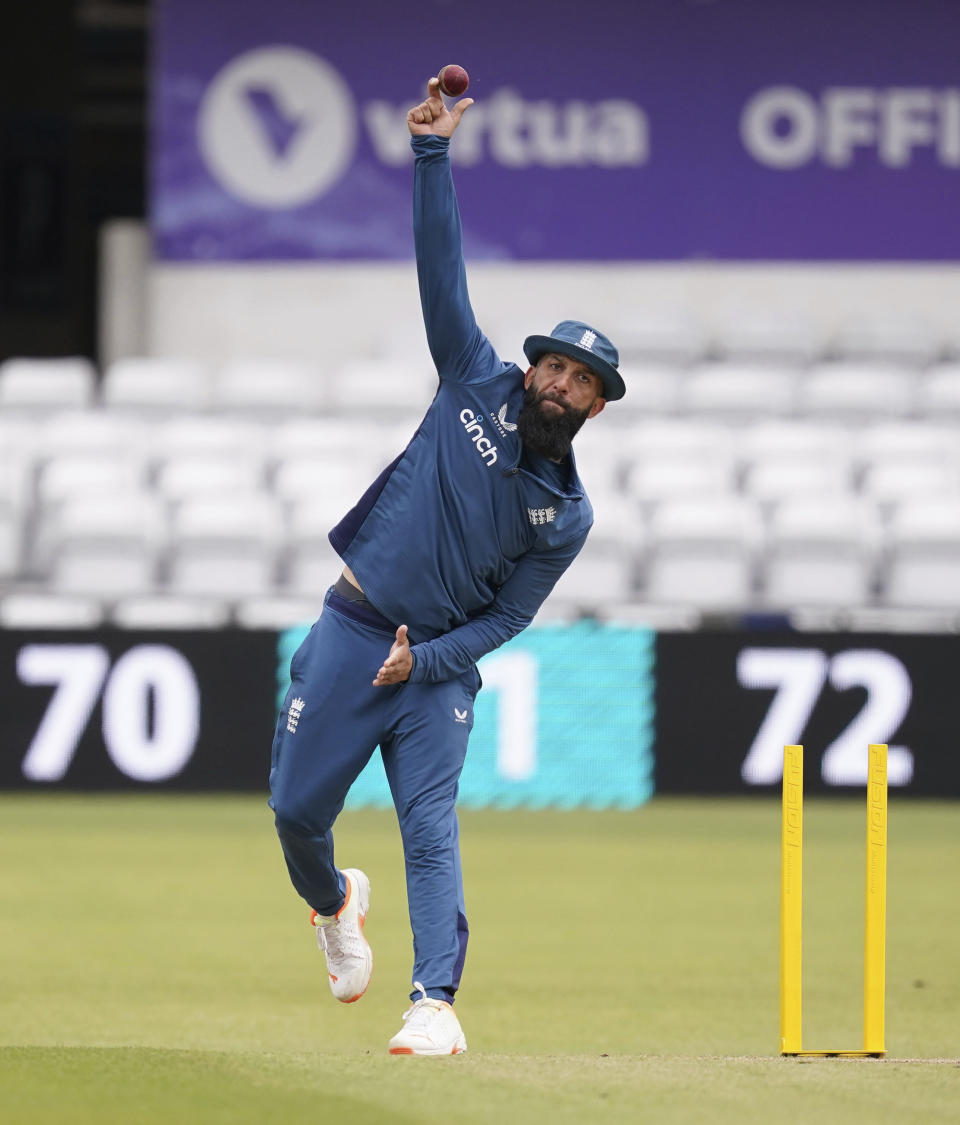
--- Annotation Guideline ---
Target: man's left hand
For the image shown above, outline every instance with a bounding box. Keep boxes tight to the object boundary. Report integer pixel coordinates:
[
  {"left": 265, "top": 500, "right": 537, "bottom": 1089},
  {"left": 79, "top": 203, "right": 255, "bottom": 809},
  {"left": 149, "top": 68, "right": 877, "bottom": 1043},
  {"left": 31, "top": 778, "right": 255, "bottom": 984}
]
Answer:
[{"left": 373, "top": 625, "right": 413, "bottom": 685}]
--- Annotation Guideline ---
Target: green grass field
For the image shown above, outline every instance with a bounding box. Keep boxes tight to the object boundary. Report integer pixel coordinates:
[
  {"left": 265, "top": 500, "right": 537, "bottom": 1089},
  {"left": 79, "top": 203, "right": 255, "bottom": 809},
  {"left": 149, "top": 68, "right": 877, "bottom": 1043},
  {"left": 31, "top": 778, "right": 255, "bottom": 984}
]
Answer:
[{"left": 0, "top": 794, "right": 957, "bottom": 1123}]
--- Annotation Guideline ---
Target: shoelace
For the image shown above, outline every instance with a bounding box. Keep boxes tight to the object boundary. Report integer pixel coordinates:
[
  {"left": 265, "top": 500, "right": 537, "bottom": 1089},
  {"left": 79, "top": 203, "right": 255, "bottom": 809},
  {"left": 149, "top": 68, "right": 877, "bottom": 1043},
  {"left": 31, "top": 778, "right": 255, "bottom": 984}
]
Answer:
[{"left": 400, "top": 982, "right": 444, "bottom": 1032}]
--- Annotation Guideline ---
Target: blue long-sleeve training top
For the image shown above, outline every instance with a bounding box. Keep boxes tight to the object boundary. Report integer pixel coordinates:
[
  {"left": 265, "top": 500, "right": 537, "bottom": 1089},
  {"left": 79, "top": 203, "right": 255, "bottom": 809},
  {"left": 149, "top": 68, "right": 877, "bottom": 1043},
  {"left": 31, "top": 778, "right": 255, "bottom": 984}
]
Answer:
[{"left": 329, "top": 133, "right": 593, "bottom": 683}]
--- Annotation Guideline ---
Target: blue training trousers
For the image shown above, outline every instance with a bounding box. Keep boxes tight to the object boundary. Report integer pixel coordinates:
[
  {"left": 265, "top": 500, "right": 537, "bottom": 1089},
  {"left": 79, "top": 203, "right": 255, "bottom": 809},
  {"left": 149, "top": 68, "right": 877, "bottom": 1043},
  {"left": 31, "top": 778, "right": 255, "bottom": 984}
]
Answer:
[{"left": 269, "top": 587, "right": 480, "bottom": 1002}]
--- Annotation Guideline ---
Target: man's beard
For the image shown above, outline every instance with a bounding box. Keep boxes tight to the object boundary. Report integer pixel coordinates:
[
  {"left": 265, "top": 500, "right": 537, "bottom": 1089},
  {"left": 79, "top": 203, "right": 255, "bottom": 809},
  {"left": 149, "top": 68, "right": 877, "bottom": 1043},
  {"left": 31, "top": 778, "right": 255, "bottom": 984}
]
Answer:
[{"left": 516, "top": 384, "right": 591, "bottom": 461}]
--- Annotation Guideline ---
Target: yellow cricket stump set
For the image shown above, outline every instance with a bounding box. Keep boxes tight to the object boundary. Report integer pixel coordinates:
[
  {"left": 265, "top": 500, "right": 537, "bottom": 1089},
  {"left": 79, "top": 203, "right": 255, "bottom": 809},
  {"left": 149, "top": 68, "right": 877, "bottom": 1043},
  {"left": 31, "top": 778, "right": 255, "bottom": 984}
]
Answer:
[{"left": 780, "top": 743, "right": 888, "bottom": 1058}]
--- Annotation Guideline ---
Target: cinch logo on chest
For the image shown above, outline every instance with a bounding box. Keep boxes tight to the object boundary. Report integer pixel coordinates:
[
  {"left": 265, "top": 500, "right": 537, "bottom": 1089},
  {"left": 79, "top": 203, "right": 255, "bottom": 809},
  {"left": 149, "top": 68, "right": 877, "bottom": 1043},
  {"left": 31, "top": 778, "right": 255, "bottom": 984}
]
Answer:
[{"left": 459, "top": 408, "right": 498, "bottom": 467}]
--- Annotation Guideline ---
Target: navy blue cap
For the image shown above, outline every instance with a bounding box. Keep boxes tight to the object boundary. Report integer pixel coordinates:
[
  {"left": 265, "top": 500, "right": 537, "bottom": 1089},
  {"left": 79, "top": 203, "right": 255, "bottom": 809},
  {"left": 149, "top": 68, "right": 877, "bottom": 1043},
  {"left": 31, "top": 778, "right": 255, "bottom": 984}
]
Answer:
[{"left": 523, "top": 320, "right": 625, "bottom": 401}]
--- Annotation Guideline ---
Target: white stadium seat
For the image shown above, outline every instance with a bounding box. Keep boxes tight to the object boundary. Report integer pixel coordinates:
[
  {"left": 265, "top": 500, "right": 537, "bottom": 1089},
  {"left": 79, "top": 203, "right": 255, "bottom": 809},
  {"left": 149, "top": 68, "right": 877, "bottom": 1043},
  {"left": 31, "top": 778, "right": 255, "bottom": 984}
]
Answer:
[
  {"left": 283, "top": 549, "right": 344, "bottom": 599},
  {"left": 589, "top": 492, "right": 644, "bottom": 548},
  {"left": 101, "top": 357, "right": 213, "bottom": 413},
  {"left": 614, "top": 308, "right": 708, "bottom": 366},
  {"left": 0, "top": 447, "right": 27, "bottom": 580},
  {"left": 540, "top": 426, "right": 624, "bottom": 495},
  {"left": 166, "top": 493, "right": 283, "bottom": 598},
  {"left": 882, "top": 497, "right": 960, "bottom": 607},
  {"left": 0, "top": 431, "right": 36, "bottom": 578},
  {"left": 30, "top": 489, "right": 160, "bottom": 575},
  {"left": 797, "top": 362, "right": 916, "bottom": 420},
  {"left": 0, "top": 510, "right": 22, "bottom": 579},
  {"left": 268, "top": 417, "right": 411, "bottom": 466},
  {"left": 149, "top": 416, "right": 269, "bottom": 460},
  {"left": 712, "top": 312, "right": 823, "bottom": 365},
  {"left": 544, "top": 544, "right": 638, "bottom": 611},
  {"left": 611, "top": 364, "right": 682, "bottom": 417},
  {"left": 272, "top": 454, "right": 391, "bottom": 508},
  {"left": 680, "top": 362, "right": 799, "bottom": 420},
  {"left": 0, "top": 456, "right": 29, "bottom": 513},
  {"left": 861, "top": 460, "right": 960, "bottom": 513},
  {"left": 738, "top": 420, "right": 852, "bottom": 466},
  {"left": 853, "top": 421, "right": 960, "bottom": 469},
  {"left": 625, "top": 454, "right": 737, "bottom": 507},
  {"left": 0, "top": 417, "right": 41, "bottom": 464},
  {"left": 213, "top": 358, "right": 326, "bottom": 415},
  {"left": 33, "top": 409, "right": 152, "bottom": 459},
  {"left": 623, "top": 419, "right": 739, "bottom": 462},
  {"left": 742, "top": 455, "right": 853, "bottom": 506},
  {"left": 0, "top": 357, "right": 96, "bottom": 411},
  {"left": 234, "top": 595, "right": 320, "bottom": 630},
  {"left": 641, "top": 496, "right": 762, "bottom": 608},
  {"left": 761, "top": 497, "right": 881, "bottom": 608},
  {"left": 282, "top": 499, "right": 347, "bottom": 596},
  {"left": 35, "top": 453, "right": 151, "bottom": 508},
  {"left": 111, "top": 595, "right": 232, "bottom": 629},
  {"left": 154, "top": 452, "right": 267, "bottom": 500},
  {"left": 50, "top": 544, "right": 160, "bottom": 597},
  {"left": 0, "top": 593, "right": 106, "bottom": 629},
  {"left": 328, "top": 359, "right": 437, "bottom": 417},
  {"left": 43, "top": 494, "right": 166, "bottom": 596},
  {"left": 269, "top": 417, "right": 366, "bottom": 457},
  {"left": 915, "top": 363, "right": 960, "bottom": 419}
]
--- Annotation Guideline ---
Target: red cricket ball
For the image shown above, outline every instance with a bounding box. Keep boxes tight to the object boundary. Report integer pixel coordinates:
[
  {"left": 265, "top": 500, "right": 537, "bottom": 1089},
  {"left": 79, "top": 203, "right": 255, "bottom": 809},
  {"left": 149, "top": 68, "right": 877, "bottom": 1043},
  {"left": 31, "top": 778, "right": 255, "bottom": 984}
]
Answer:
[{"left": 438, "top": 64, "right": 470, "bottom": 97}]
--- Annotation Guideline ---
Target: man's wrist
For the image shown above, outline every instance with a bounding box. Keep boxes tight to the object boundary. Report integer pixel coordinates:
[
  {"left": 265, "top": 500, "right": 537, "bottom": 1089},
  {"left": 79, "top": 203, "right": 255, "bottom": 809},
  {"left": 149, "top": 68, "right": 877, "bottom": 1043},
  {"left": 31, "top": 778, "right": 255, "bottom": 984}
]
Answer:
[
  {"left": 406, "top": 645, "right": 425, "bottom": 683},
  {"left": 411, "top": 134, "right": 451, "bottom": 157}
]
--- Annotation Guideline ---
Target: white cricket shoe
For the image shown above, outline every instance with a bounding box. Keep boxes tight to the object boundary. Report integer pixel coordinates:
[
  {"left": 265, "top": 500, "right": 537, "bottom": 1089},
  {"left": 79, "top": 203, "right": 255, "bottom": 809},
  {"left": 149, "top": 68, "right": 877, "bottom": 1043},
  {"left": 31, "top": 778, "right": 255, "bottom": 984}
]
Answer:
[
  {"left": 388, "top": 982, "right": 467, "bottom": 1056},
  {"left": 310, "top": 868, "right": 372, "bottom": 1004}
]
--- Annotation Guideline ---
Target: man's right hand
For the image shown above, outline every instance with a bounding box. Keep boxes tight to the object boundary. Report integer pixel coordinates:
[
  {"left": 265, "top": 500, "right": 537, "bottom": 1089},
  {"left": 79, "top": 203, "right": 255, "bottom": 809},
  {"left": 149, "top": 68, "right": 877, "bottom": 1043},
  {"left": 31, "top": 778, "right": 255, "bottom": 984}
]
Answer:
[
  {"left": 407, "top": 77, "right": 473, "bottom": 138},
  {"left": 372, "top": 625, "right": 413, "bottom": 686}
]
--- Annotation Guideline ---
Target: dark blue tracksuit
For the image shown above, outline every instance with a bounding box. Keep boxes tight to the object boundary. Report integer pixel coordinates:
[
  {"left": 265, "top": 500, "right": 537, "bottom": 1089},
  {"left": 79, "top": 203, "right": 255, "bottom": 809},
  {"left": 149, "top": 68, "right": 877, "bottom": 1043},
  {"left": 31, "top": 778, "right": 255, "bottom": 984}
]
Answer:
[{"left": 269, "top": 134, "right": 594, "bottom": 1003}]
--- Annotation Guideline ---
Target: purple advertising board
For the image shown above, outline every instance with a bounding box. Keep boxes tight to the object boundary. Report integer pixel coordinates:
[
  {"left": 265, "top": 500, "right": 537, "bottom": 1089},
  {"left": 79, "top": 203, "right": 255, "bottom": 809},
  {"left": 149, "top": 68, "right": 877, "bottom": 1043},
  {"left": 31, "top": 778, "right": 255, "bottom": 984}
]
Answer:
[{"left": 152, "top": 0, "right": 960, "bottom": 261}]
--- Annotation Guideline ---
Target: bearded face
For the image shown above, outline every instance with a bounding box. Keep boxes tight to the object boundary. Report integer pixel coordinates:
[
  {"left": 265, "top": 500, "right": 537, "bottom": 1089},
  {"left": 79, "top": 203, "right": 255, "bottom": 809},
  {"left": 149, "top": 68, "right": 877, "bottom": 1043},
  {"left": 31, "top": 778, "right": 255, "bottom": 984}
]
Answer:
[{"left": 516, "top": 382, "right": 593, "bottom": 461}]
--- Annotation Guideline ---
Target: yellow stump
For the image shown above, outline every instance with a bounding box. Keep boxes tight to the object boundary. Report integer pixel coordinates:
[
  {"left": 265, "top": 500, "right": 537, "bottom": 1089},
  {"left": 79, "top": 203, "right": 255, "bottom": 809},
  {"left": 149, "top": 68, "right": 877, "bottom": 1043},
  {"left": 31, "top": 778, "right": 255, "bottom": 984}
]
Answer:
[
  {"left": 863, "top": 744, "right": 887, "bottom": 1055},
  {"left": 779, "top": 744, "right": 887, "bottom": 1058},
  {"left": 780, "top": 745, "right": 804, "bottom": 1055}
]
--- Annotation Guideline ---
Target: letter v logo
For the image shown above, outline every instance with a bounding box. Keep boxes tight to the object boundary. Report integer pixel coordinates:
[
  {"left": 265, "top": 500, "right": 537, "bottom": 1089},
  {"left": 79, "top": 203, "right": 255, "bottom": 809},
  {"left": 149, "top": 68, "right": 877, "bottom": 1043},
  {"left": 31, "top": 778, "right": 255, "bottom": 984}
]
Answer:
[{"left": 497, "top": 403, "right": 517, "bottom": 432}]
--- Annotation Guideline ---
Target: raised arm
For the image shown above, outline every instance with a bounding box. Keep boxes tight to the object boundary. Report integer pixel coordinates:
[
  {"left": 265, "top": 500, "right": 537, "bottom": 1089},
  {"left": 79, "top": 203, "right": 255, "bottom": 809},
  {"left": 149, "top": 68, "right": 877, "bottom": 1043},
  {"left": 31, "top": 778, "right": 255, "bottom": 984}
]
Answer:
[{"left": 407, "top": 78, "right": 500, "bottom": 382}]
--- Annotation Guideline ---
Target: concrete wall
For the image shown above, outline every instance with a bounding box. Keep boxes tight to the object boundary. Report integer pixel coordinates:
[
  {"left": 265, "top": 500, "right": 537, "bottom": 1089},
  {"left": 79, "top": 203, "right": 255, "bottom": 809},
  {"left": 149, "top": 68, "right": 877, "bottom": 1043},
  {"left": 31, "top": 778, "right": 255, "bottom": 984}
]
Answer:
[
  {"left": 145, "top": 262, "right": 960, "bottom": 369},
  {"left": 100, "top": 223, "right": 960, "bottom": 370}
]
